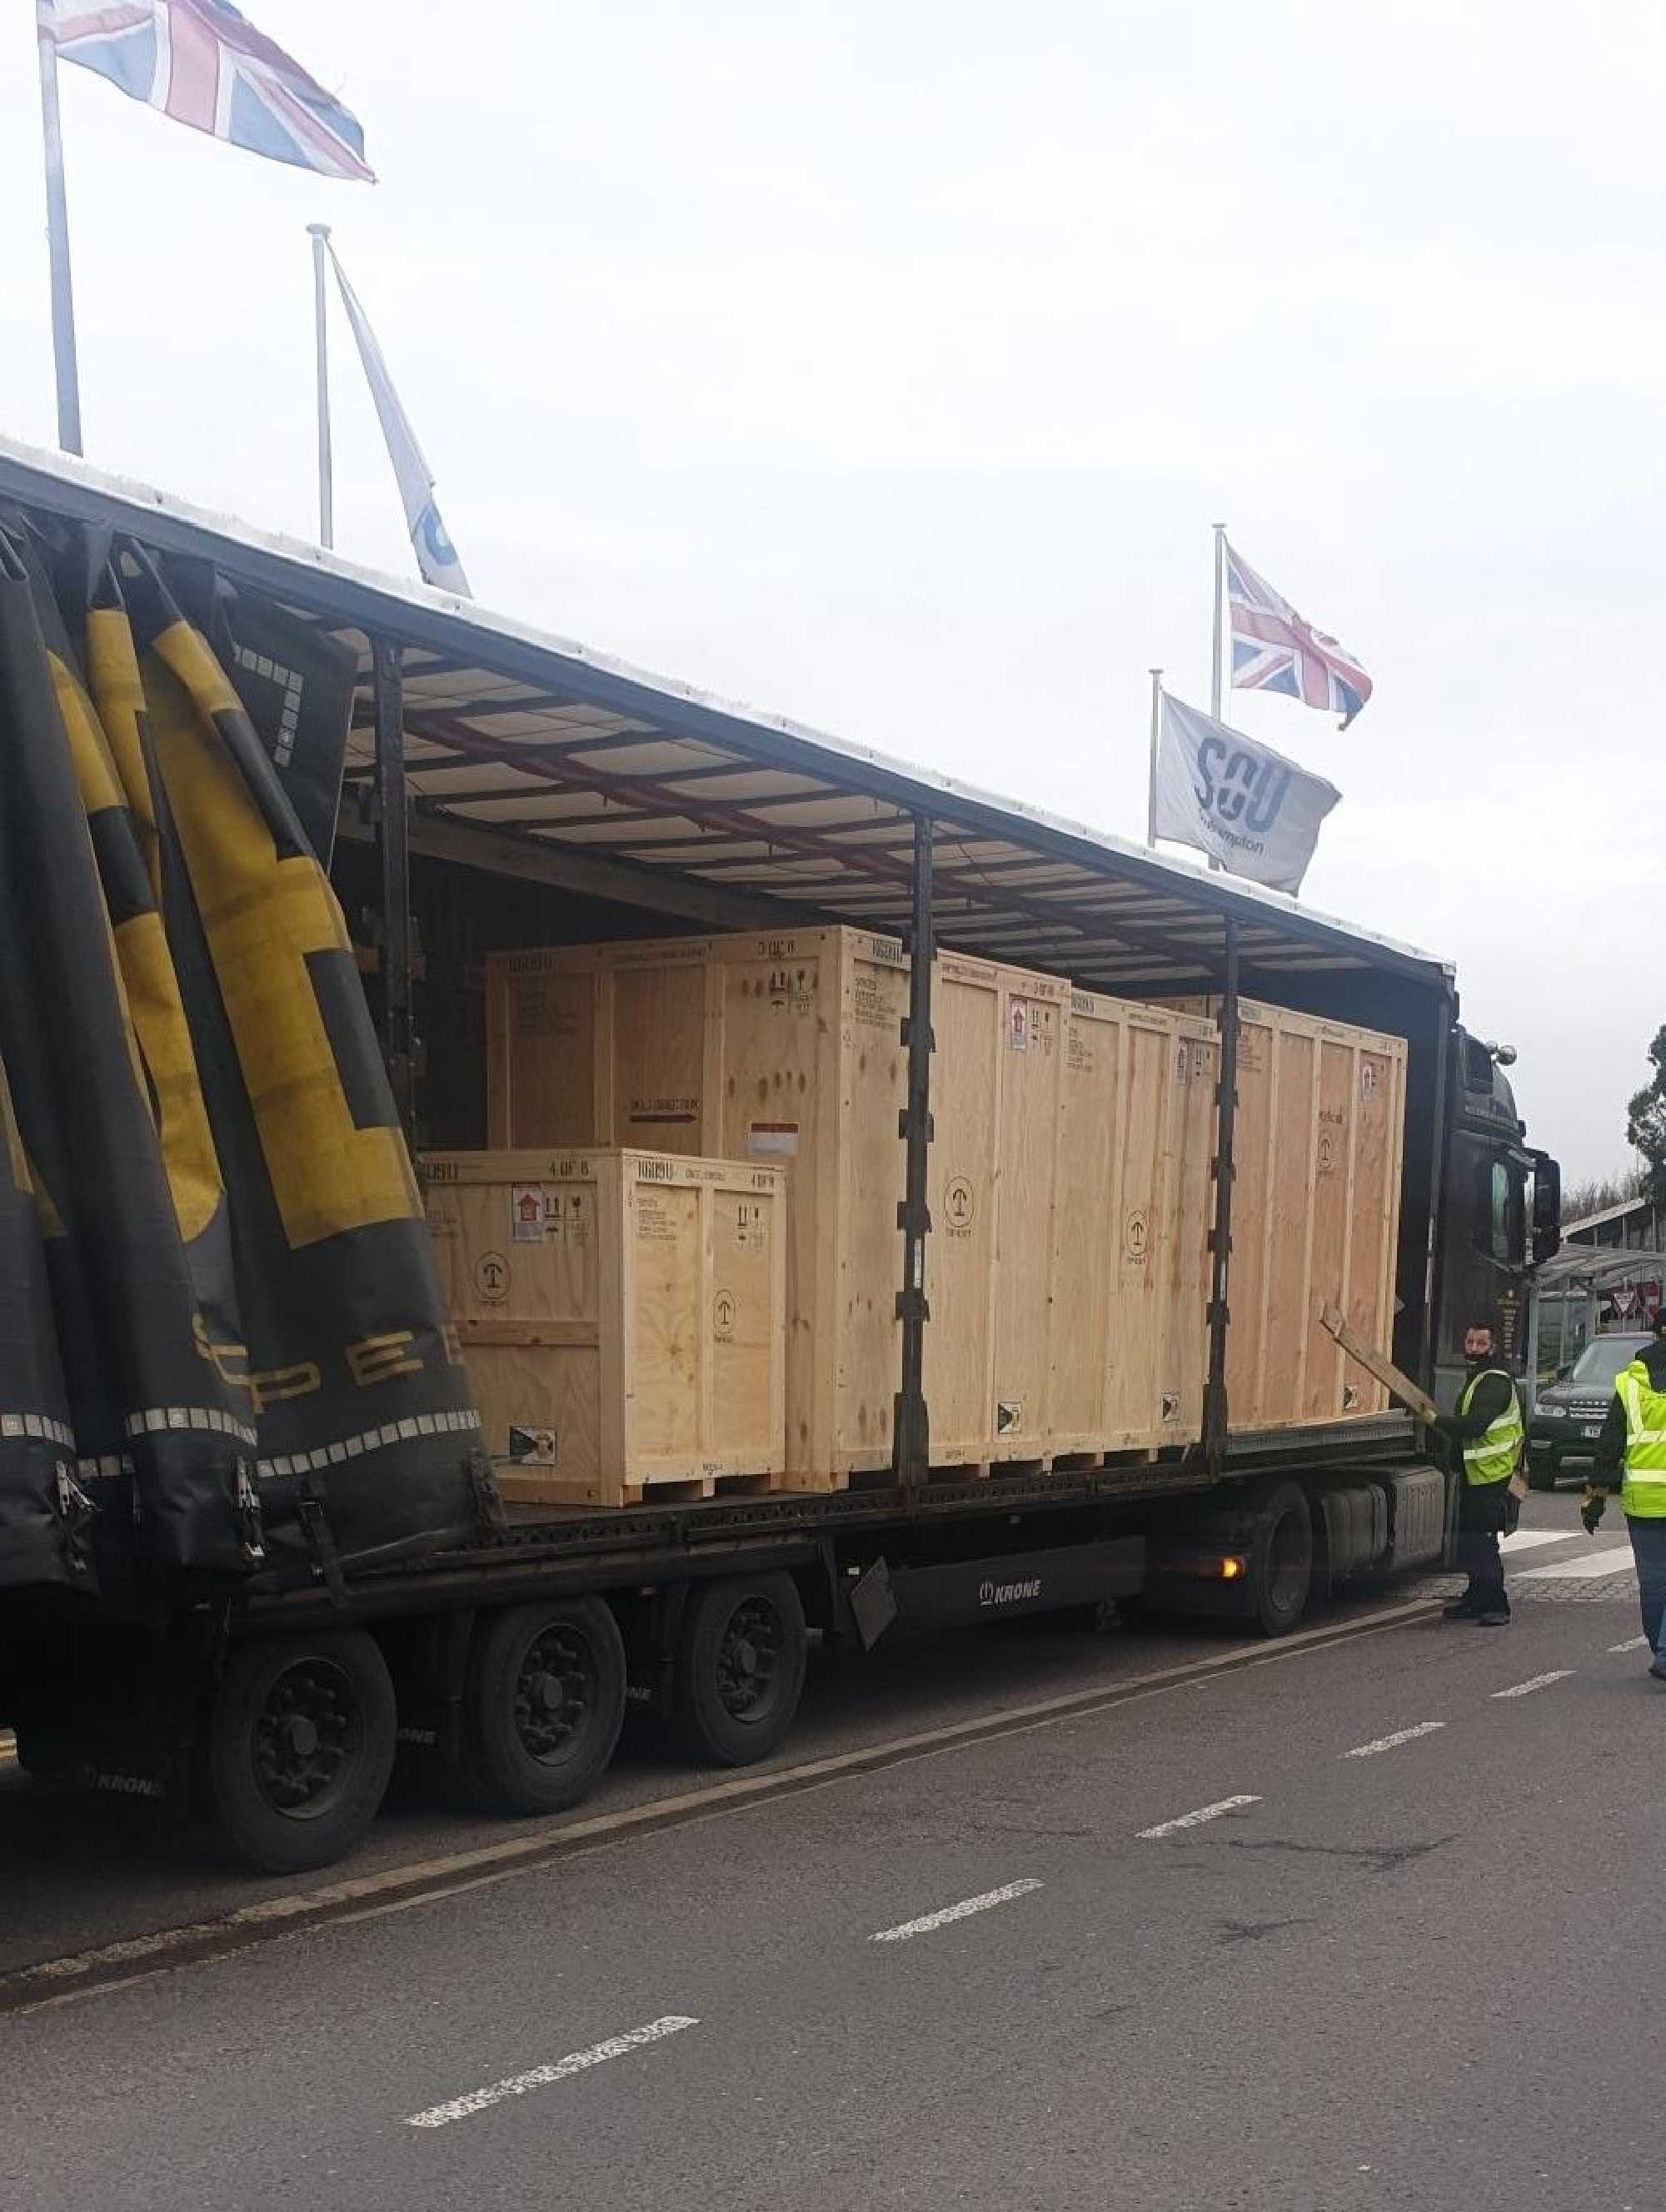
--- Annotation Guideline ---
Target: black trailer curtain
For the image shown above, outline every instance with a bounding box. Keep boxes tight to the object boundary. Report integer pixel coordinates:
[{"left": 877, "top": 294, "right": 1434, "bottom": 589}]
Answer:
[{"left": 0, "top": 517, "right": 477, "bottom": 1597}]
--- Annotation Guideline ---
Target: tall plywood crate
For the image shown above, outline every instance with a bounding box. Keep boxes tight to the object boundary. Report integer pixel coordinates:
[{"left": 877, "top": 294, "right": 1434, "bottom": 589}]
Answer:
[
  {"left": 1159, "top": 1000, "right": 1408, "bottom": 1429},
  {"left": 486, "top": 931, "right": 1072, "bottom": 1482},
  {"left": 1048, "top": 993, "right": 1217, "bottom": 1456},
  {"left": 421, "top": 1148, "right": 787, "bottom": 1506}
]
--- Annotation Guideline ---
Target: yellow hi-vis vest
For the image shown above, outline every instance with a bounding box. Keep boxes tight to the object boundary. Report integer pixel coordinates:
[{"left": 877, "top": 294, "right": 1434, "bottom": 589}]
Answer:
[
  {"left": 1458, "top": 1367, "right": 1523, "bottom": 1486},
  {"left": 1616, "top": 1361, "right": 1666, "bottom": 1521}
]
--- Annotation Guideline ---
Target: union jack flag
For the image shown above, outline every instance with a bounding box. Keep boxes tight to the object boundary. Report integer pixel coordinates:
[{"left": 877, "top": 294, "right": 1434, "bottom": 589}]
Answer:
[
  {"left": 38, "top": 1, "right": 372, "bottom": 182},
  {"left": 1225, "top": 540, "right": 1374, "bottom": 728}
]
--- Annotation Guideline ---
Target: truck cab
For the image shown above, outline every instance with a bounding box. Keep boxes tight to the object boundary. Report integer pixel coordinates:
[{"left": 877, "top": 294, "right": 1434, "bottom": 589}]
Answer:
[{"left": 1433, "top": 1025, "right": 1559, "bottom": 1411}]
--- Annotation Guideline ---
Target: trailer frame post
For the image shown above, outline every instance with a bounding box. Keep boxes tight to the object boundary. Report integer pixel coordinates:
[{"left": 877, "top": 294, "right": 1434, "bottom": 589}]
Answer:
[
  {"left": 1204, "top": 915, "right": 1240, "bottom": 1477},
  {"left": 892, "top": 812, "right": 935, "bottom": 1489},
  {"left": 372, "top": 635, "right": 416, "bottom": 1142}
]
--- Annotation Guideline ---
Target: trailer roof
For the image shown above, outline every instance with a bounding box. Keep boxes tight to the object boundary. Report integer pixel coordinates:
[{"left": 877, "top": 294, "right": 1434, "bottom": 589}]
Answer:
[{"left": 0, "top": 437, "right": 1452, "bottom": 995}]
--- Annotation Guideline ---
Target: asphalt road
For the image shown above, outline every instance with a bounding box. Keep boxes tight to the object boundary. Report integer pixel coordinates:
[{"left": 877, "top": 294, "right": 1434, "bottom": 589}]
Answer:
[{"left": 2, "top": 1488, "right": 1659, "bottom": 2212}]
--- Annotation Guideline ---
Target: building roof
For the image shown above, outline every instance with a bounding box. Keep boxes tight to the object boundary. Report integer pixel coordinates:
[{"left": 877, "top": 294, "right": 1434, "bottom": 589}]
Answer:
[
  {"left": 0, "top": 436, "right": 1455, "bottom": 999},
  {"left": 1564, "top": 1193, "right": 1662, "bottom": 1238}
]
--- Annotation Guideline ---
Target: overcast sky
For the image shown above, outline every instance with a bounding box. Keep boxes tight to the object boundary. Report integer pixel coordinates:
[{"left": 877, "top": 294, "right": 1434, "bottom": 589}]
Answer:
[{"left": 2, "top": 1, "right": 1659, "bottom": 1181}]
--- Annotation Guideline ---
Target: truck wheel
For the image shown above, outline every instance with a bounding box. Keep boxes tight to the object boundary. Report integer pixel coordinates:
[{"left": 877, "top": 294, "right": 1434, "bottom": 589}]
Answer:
[
  {"left": 1248, "top": 1481, "right": 1313, "bottom": 1637},
  {"left": 461, "top": 1597, "right": 626, "bottom": 1815},
  {"left": 673, "top": 1572, "right": 807, "bottom": 1766},
  {"left": 203, "top": 1631, "right": 397, "bottom": 1874}
]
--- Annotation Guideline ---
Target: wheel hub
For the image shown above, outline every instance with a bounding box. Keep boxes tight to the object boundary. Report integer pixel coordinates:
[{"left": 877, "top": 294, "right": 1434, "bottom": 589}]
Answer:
[
  {"left": 513, "top": 1627, "right": 594, "bottom": 1763},
  {"left": 715, "top": 1598, "right": 781, "bottom": 1721},
  {"left": 252, "top": 1657, "right": 361, "bottom": 1819}
]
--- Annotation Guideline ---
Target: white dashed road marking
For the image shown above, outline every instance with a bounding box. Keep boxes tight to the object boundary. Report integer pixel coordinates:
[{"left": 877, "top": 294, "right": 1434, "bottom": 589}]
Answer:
[
  {"left": 1609, "top": 1636, "right": 1651, "bottom": 1654},
  {"left": 406, "top": 2015, "right": 698, "bottom": 2130},
  {"left": 1499, "top": 1529, "right": 1575, "bottom": 1555},
  {"left": 870, "top": 1879, "right": 1043, "bottom": 1944},
  {"left": 1344, "top": 1721, "right": 1446, "bottom": 1759},
  {"left": 1491, "top": 1671, "right": 1575, "bottom": 1700},
  {"left": 1138, "top": 1795, "right": 1261, "bottom": 1839},
  {"left": 1517, "top": 1546, "right": 1636, "bottom": 1582}
]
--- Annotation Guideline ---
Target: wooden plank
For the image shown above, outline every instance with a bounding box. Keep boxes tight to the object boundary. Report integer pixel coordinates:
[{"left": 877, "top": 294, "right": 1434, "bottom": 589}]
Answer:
[
  {"left": 1318, "top": 1301, "right": 1438, "bottom": 1423},
  {"left": 924, "top": 950, "right": 1002, "bottom": 1462},
  {"left": 1048, "top": 990, "right": 1124, "bottom": 1451}
]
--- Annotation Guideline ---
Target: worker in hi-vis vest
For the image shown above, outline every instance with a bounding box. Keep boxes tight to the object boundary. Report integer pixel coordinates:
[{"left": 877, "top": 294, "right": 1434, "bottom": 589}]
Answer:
[
  {"left": 1584, "top": 1302, "right": 1666, "bottom": 1682},
  {"left": 1441, "top": 1318, "right": 1524, "bottom": 1627}
]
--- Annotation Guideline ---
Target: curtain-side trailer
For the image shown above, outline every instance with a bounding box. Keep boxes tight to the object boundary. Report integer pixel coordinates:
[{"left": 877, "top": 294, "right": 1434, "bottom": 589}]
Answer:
[{"left": 0, "top": 443, "right": 1559, "bottom": 1872}]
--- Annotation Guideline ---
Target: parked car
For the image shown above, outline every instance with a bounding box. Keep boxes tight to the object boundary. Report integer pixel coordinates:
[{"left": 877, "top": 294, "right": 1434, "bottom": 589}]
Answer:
[{"left": 1529, "top": 1332, "right": 1654, "bottom": 1484}]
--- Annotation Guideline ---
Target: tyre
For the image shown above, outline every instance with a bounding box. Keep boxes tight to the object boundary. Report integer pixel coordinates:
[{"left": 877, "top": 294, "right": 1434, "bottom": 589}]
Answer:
[
  {"left": 461, "top": 1597, "right": 626, "bottom": 1815},
  {"left": 672, "top": 1572, "right": 807, "bottom": 1766},
  {"left": 1247, "top": 1480, "right": 1314, "bottom": 1637},
  {"left": 202, "top": 1630, "right": 397, "bottom": 1874}
]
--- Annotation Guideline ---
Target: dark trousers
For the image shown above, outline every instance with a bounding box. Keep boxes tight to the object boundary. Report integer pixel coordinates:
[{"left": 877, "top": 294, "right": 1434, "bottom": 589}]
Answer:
[{"left": 1456, "top": 1481, "right": 1509, "bottom": 1612}]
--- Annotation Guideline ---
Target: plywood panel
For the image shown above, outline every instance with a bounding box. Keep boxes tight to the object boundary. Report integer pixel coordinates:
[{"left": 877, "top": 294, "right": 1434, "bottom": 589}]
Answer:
[
  {"left": 1223, "top": 1010, "right": 1275, "bottom": 1425},
  {"left": 485, "top": 961, "right": 601, "bottom": 1149},
  {"left": 1048, "top": 992, "right": 1124, "bottom": 1448},
  {"left": 1165, "top": 1024, "right": 1217, "bottom": 1440},
  {"left": 1260, "top": 1027, "right": 1318, "bottom": 1427},
  {"left": 925, "top": 953, "right": 1002, "bottom": 1462},
  {"left": 989, "top": 971, "right": 1067, "bottom": 1455},
  {"left": 835, "top": 941, "right": 911, "bottom": 1472},
  {"left": 421, "top": 1148, "right": 786, "bottom": 1506}
]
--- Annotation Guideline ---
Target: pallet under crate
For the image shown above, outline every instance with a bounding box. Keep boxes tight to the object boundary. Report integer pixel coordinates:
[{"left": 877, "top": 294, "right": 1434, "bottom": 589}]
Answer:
[{"left": 421, "top": 1148, "right": 788, "bottom": 1508}]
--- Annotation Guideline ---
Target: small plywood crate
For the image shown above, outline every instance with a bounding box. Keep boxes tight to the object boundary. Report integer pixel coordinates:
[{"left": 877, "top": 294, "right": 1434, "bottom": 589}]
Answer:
[{"left": 421, "top": 1148, "right": 787, "bottom": 1507}]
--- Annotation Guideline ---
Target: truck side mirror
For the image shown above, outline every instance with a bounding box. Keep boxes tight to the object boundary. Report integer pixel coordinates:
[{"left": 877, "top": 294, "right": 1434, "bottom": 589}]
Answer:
[{"left": 1530, "top": 1150, "right": 1561, "bottom": 1268}]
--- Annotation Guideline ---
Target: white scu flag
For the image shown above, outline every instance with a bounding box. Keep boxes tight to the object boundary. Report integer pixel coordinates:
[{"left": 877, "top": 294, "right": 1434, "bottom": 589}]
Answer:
[
  {"left": 328, "top": 247, "right": 471, "bottom": 597},
  {"left": 1154, "top": 692, "right": 1339, "bottom": 894}
]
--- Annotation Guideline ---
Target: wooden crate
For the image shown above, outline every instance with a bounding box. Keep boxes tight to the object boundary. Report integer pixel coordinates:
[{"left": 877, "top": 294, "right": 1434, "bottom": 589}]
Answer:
[
  {"left": 1047, "top": 993, "right": 1218, "bottom": 1456},
  {"left": 1160, "top": 1000, "right": 1408, "bottom": 1429},
  {"left": 421, "top": 1148, "right": 787, "bottom": 1507},
  {"left": 485, "top": 931, "right": 1080, "bottom": 1481}
]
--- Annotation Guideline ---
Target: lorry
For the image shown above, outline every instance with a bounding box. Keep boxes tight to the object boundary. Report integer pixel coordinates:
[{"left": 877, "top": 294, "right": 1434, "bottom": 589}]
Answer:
[{"left": 0, "top": 439, "right": 1561, "bottom": 1874}]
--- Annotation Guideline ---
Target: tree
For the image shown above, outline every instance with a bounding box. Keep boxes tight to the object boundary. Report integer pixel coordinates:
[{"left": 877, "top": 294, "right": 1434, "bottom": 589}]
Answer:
[{"left": 1626, "top": 1024, "right": 1666, "bottom": 1209}]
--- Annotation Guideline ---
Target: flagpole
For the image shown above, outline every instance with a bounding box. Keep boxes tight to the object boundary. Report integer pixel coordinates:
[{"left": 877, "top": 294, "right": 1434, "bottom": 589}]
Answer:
[
  {"left": 1206, "top": 521, "right": 1228, "bottom": 869},
  {"left": 1146, "top": 667, "right": 1163, "bottom": 847},
  {"left": 307, "top": 223, "right": 335, "bottom": 548},
  {"left": 36, "top": 25, "right": 82, "bottom": 456}
]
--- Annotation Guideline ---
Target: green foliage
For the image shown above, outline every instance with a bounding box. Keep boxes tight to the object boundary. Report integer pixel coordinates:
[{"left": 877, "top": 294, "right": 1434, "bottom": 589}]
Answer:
[{"left": 1626, "top": 1024, "right": 1666, "bottom": 1208}]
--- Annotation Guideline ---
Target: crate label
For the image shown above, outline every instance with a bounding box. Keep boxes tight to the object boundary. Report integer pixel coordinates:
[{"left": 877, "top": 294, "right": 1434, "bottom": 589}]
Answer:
[
  {"left": 1359, "top": 1060, "right": 1379, "bottom": 1101},
  {"left": 635, "top": 1192, "right": 676, "bottom": 1243},
  {"left": 853, "top": 969, "right": 897, "bottom": 1030},
  {"left": 474, "top": 1250, "right": 510, "bottom": 1303},
  {"left": 712, "top": 1289, "right": 737, "bottom": 1341},
  {"left": 510, "top": 1183, "right": 547, "bottom": 1242},
  {"left": 995, "top": 1397, "right": 1023, "bottom": 1434},
  {"left": 1176, "top": 1041, "right": 1190, "bottom": 1081},
  {"left": 734, "top": 1200, "right": 768, "bottom": 1249},
  {"left": 1008, "top": 1000, "right": 1030, "bottom": 1053},
  {"left": 628, "top": 1094, "right": 699, "bottom": 1129},
  {"left": 748, "top": 1121, "right": 800, "bottom": 1157}
]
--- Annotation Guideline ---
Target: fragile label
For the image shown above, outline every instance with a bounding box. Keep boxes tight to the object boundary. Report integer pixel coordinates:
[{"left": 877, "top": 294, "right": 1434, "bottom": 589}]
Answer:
[
  {"left": 510, "top": 1183, "right": 547, "bottom": 1243},
  {"left": 1008, "top": 1000, "right": 1030, "bottom": 1053}
]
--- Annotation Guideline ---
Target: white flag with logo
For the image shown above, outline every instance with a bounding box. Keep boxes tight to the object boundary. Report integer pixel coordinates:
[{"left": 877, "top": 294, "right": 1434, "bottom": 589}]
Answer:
[
  {"left": 328, "top": 247, "right": 471, "bottom": 597},
  {"left": 1154, "top": 692, "right": 1339, "bottom": 893}
]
